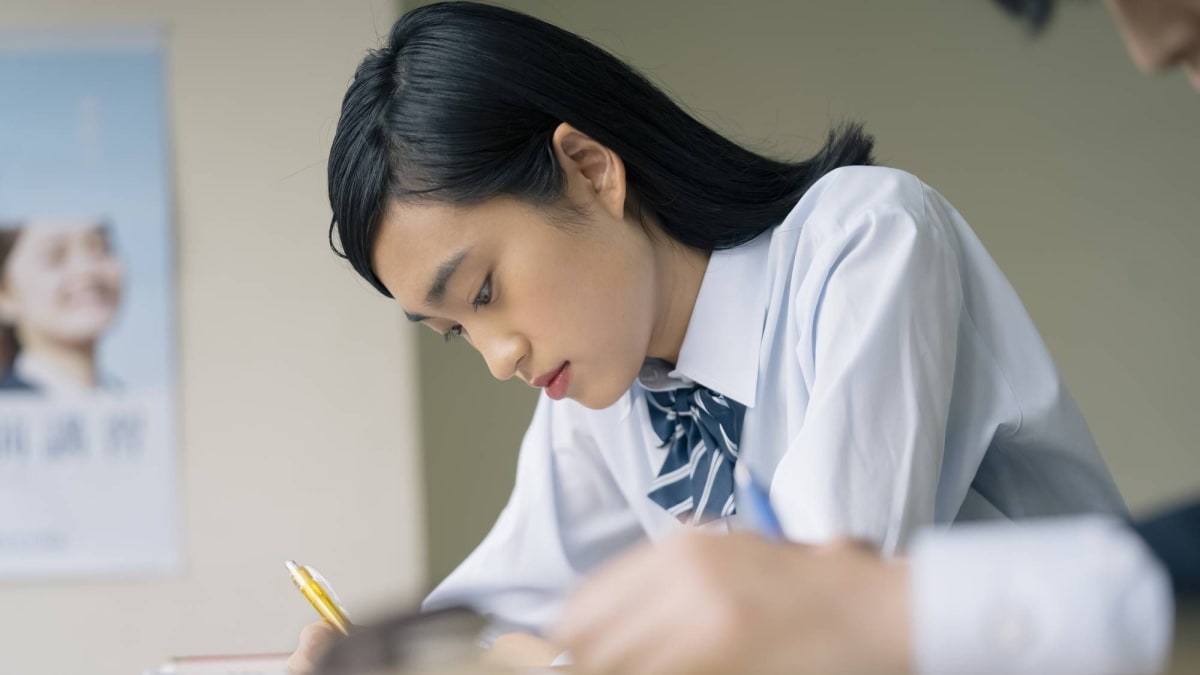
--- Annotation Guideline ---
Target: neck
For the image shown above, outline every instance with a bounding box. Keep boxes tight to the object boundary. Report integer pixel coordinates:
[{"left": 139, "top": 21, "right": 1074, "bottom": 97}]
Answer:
[
  {"left": 17, "top": 330, "right": 98, "bottom": 387},
  {"left": 646, "top": 236, "right": 710, "bottom": 365}
]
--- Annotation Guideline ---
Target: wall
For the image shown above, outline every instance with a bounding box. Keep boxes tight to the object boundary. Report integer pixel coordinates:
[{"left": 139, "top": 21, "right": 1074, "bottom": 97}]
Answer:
[{"left": 0, "top": 2, "right": 421, "bottom": 674}]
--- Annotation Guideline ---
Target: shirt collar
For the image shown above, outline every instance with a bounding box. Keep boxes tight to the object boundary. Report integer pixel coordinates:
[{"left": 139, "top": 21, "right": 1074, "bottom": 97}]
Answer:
[
  {"left": 635, "top": 232, "right": 773, "bottom": 409},
  {"left": 15, "top": 352, "right": 113, "bottom": 394}
]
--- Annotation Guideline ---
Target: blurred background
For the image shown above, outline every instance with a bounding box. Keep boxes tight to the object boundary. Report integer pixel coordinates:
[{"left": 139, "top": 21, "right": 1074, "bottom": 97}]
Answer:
[{"left": 0, "top": 1, "right": 1196, "bottom": 674}]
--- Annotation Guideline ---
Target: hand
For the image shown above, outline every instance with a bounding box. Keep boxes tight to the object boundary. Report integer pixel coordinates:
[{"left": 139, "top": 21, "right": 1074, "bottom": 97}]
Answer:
[
  {"left": 286, "top": 621, "right": 339, "bottom": 675},
  {"left": 553, "top": 531, "right": 913, "bottom": 675},
  {"left": 482, "top": 632, "right": 564, "bottom": 668}
]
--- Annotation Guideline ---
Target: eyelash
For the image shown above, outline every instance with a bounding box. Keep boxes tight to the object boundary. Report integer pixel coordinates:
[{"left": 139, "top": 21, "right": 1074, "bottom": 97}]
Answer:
[{"left": 442, "top": 276, "right": 493, "bottom": 343}]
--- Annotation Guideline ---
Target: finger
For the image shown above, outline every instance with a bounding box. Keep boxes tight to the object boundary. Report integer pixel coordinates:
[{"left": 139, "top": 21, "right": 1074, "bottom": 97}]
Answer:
[
  {"left": 285, "top": 651, "right": 311, "bottom": 675},
  {"left": 821, "top": 536, "right": 878, "bottom": 555},
  {"left": 483, "top": 633, "right": 564, "bottom": 668},
  {"left": 554, "top": 541, "right": 662, "bottom": 645},
  {"left": 287, "top": 622, "right": 338, "bottom": 675},
  {"left": 638, "top": 632, "right": 728, "bottom": 675},
  {"left": 571, "top": 566, "right": 714, "bottom": 675}
]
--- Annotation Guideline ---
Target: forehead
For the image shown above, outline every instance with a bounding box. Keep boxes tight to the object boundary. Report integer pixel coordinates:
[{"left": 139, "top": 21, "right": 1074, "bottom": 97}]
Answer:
[
  {"left": 370, "top": 197, "right": 539, "bottom": 304},
  {"left": 14, "top": 221, "right": 106, "bottom": 245}
]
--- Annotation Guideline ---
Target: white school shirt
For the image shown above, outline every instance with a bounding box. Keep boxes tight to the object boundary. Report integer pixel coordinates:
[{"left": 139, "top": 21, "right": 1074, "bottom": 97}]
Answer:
[
  {"left": 13, "top": 353, "right": 119, "bottom": 393},
  {"left": 423, "top": 166, "right": 1126, "bottom": 635},
  {"left": 911, "top": 516, "right": 1173, "bottom": 675}
]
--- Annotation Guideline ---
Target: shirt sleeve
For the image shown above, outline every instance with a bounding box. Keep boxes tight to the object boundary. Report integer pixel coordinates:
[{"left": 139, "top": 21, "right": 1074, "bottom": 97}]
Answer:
[
  {"left": 910, "top": 517, "right": 1173, "bottom": 675},
  {"left": 771, "top": 183, "right": 963, "bottom": 553},
  {"left": 422, "top": 392, "right": 646, "bottom": 640}
]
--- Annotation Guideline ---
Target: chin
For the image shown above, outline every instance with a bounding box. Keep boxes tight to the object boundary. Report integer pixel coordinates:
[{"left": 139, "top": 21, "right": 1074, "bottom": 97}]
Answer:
[
  {"left": 573, "top": 370, "right": 640, "bottom": 411},
  {"left": 575, "top": 392, "right": 618, "bottom": 410},
  {"left": 53, "top": 325, "right": 109, "bottom": 346}
]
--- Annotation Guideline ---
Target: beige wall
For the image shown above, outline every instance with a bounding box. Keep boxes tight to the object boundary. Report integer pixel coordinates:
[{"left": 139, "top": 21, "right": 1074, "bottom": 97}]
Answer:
[
  {"left": 419, "top": 0, "right": 1200, "bottom": 584},
  {"left": 0, "top": 2, "right": 422, "bottom": 675}
]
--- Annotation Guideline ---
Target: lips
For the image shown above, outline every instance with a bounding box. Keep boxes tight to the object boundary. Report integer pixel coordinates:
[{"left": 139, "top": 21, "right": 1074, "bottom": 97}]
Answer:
[
  {"left": 65, "top": 288, "right": 114, "bottom": 307},
  {"left": 532, "top": 362, "right": 571, "bottom": 400},
  {"left": 531, "top": 362, "right": 568, "bottom": 389}
]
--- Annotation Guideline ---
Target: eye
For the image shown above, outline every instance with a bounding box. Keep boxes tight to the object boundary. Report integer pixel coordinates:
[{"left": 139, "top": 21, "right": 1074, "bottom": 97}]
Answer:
[
  {"left": 442, "top": 324, "right": 464, "bottom": 343},
  {"left": 83, "top": 231, "right": 112, "bottom": 256},
  {"left": 472, "top": 276, "right": 492, "bottom": 310},
  {"left": 42, "top": 242, "right": 68, "bottom": 267}
]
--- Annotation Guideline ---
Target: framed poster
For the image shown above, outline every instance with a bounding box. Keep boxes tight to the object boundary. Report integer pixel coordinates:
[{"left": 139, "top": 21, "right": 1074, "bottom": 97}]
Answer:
[{"left": 0, "top": 29, "right": 180, "bottom": 578}]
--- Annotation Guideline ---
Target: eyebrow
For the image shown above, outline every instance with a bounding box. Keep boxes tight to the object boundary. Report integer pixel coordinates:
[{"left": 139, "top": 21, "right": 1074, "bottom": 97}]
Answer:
[{"left": 403, "top": 248, "right": 470, "bottom": 323}]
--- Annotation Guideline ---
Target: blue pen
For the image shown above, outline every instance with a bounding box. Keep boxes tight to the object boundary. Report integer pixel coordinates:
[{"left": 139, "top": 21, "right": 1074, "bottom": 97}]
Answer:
[{"left": 734, "top": 462, "right": 786, "bottom": 539}]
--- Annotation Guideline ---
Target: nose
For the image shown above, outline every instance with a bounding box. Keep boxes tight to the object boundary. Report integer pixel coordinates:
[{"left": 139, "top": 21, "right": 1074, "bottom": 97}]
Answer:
[
  {"left": 1108, "top": 0, "right": 1198, "bottom": 73},
  {"left": 475, "top": 326, "right": 528, "bottom": 382}
]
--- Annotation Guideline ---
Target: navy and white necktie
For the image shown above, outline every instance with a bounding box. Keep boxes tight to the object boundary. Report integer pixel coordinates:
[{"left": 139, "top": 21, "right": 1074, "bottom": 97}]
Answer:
[{"left": 645, "top": 385, "right": 747, "bottom": 525}]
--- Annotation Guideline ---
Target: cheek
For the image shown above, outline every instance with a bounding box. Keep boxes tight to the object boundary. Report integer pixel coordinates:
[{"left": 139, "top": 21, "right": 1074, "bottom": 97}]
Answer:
[
  {"left": 8, "top": 268, "right": 62, "bottom": 314},
  {"left": 101, "top": 261, "right": 125, "bottom": 295},
  {"left": 553, "top": 247, "right": 656, "bottom": 386},
  {"left": 510, "top": 257, "right": 636, "bottom": 346}
]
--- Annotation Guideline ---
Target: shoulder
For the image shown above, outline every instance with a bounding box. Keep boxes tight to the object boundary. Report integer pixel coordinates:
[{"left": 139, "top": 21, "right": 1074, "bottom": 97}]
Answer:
[{"left": 776, "top": 166, "right": 931, "bottom": 239}]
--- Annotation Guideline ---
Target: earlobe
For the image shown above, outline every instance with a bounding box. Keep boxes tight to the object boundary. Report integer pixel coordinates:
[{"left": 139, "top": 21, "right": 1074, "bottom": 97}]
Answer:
[{"left": 550, "top": 122, "right": 627, "bottom": 220}]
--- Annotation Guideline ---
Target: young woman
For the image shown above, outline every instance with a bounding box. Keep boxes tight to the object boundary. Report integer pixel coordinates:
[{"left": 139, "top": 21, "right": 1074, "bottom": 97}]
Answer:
[
  {"left": 288, "top": 1, "right": 1125, "bottom": 669},
  {"left": 0, "top": 220, "right": 124, "bottom": 394}
]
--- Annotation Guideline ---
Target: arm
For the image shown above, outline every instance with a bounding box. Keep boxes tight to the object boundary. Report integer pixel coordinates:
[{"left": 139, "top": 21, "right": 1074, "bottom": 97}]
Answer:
[
  {"left": 555, "top": 531, "right": 912, "bottom": 675},
  {"left": 555, "top": 517, "right": 1172, "bottom": 675},
  {"left": 911, "top": 516, "right": 1173, "bottom": 675},
  {"left": 423, "top": 393, "right": 647, "bottom": 641},
  {"left": 773, "top": 185, "right": 963, "bottom": 552}
]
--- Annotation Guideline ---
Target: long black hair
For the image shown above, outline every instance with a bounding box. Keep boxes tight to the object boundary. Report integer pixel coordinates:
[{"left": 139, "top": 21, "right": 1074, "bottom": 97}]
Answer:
[
  {"left": 328, "top": 1, "right": 874, "bottom": 297},
  {"left": 992, "top": 0, "right": 1058, "bottom": 32},
  {"left": 0, "top": 224, "right": 24, "bottom": 374}
]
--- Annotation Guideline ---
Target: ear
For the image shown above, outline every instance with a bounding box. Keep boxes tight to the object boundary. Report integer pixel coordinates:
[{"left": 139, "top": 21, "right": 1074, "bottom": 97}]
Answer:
[{"left": 550, "top": 122, "right": 627, "bottom": 221}]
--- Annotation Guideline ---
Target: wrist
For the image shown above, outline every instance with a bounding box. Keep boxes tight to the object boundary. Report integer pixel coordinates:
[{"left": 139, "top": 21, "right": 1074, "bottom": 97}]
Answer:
[
  {"left": 878, "top": 559, "right": 915, "bottom": 674},
  {"left": 826, "top": 543, "right": 915, "bottom": 675}
]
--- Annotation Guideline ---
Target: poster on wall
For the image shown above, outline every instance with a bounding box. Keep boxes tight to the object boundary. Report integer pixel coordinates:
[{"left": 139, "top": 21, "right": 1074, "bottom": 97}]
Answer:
[{"left": 0, "top": 29, "right": 180, "bottom": 578}]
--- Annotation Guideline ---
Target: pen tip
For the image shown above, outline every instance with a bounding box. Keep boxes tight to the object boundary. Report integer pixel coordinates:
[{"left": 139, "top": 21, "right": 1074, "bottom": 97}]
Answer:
[{"left": 285, "top": 560, "right": 299, "bottom": 573}]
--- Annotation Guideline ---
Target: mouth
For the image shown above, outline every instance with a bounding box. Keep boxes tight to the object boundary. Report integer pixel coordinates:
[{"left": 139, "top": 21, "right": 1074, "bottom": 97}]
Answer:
[
  {"left": 531, "top": 362, "right": 571, "bottom": 401},
  {"left": 65, "top": 286, "right": 114, "bottom": 307},
  {"left": 531, "top": 362, "right": 568, "bottom": 388}
]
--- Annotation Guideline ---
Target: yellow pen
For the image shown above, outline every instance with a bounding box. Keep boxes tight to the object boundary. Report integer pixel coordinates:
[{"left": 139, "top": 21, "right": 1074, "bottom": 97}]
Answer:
[{"left": 286, "top": 560, "right": 353, "bottom": 635}]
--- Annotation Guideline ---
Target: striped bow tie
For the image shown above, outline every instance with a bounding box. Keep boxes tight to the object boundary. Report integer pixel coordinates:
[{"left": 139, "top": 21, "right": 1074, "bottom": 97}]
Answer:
[{"left": 645, "top": 385, "right": 746, "bottom": 525}]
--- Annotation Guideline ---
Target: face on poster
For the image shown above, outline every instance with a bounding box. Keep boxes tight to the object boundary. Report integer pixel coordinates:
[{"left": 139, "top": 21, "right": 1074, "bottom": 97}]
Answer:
[{"left": 0, "top": 30, "right": 180, "bottom": 579}]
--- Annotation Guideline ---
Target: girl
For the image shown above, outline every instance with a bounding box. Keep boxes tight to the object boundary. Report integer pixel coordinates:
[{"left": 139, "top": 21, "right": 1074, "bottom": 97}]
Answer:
[
  {"left": 0, "top": 220, "right": 124, "bottom": 393},
  {"left": 292, "top": 1, "right": 1124, "bottom": 667}
]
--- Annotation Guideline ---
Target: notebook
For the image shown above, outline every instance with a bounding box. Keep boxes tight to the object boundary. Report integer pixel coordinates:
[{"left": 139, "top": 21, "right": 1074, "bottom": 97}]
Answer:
[{"left": 143, "top": 653, "right": 289, "bottom": 675}]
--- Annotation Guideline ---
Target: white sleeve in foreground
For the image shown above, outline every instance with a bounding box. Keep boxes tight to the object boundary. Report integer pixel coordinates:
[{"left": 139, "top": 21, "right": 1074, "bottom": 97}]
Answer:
[
  {"left": 910, "top": 516, "right": 1173, "bottom": 675},
  {"left": 423, "top": 393, "right": 645, "bottom": 640}
]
